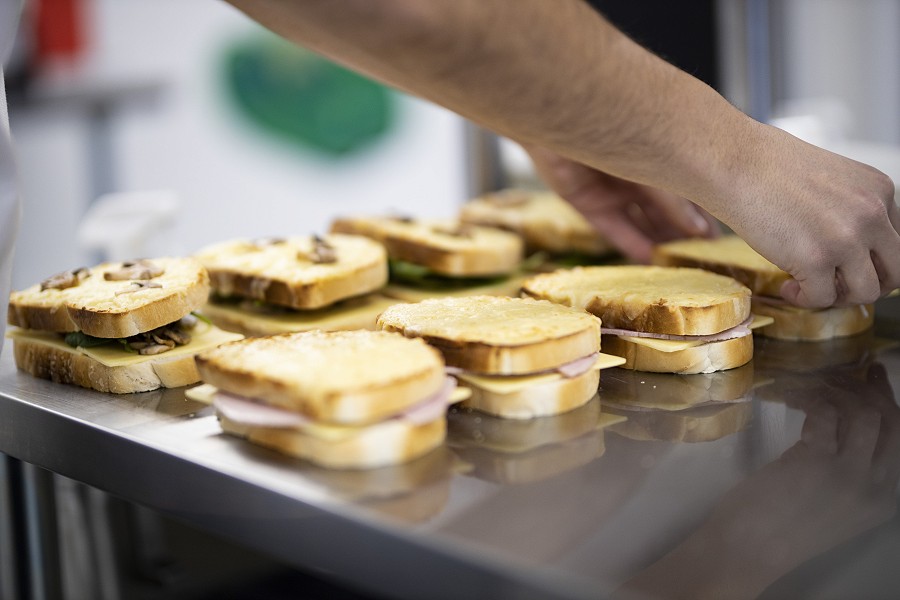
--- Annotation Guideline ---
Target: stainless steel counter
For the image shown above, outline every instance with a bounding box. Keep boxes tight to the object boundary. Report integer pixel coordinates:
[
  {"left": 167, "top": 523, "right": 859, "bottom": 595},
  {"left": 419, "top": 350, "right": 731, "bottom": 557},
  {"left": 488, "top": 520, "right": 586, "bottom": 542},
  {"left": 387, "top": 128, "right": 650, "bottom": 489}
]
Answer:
[{"left": 3, "top": 297, "right": 900, "bottom": 600}]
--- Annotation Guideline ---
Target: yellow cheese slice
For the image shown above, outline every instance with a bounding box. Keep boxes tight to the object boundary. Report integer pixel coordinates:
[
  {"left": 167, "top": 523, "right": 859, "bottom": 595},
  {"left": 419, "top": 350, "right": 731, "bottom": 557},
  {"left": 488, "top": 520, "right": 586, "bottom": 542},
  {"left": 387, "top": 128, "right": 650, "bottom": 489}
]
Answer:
[
  {"left": 7, "top": 322, "right": 243, "bottom": 368},
  {"left": 749, "top": 314, "right": 775, "bottom": 329},
  {"left": 199, "top": 294, "right": 401, "bottom": 334},
  {"left": 455, "top": 353, "right": 625, "bottom": 395},
  {"left": 617, "top": 336, "right": 703, "bottom": 353},
  {"left": 616, "top": 314, "right": 771, "bottom": 353}
]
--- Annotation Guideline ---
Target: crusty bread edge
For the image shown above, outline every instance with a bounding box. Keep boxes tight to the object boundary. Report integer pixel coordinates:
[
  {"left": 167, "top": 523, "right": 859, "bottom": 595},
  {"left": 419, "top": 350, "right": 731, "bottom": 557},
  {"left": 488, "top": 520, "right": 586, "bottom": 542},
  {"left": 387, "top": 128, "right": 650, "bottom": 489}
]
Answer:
[
  {"left": 601, "top": 334, "right": 753, "bottom": 374},
  {"left": 460, "top": 368, "right": 600, "bottom": 419},
  {"left": 751, "top": 301, "right": 874, "bottom": 341},
  {"left": 12, "top": 337, "right": 200, "bottom": 393}
]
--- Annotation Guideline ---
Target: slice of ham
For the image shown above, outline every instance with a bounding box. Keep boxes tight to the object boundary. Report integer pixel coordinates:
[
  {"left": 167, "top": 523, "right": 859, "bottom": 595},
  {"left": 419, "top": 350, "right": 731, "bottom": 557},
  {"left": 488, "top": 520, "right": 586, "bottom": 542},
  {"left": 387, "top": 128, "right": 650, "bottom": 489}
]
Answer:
[
  {"left": 213, "top": 377, "right": 456, "bottom": 429},
  {"left": 446, "top": 352, "right": 600, "bottom": 380},
  {"left": 601, "top": 316, "right": 753, "bottom": 343}
]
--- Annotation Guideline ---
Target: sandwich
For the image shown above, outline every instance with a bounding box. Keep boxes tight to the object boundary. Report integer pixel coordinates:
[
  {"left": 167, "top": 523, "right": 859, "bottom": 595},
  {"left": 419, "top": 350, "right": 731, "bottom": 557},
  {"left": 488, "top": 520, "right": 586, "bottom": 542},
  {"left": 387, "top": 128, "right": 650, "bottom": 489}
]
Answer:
[
  {"left": 329, "top": 215, "right": 527, "bottom": 301},
  {"left": 376, "top": 295, "right": 625, "bottom": 419},
  {"left": 459, "top": 188, "right": 612, "bottom": 260},
  {"left": 6, "top": 257, "right": 242, "bottom": 393},
  {"left": 447, "top": 398, "right": 626, "bottom": 484},
  {"left": 653, "top": 235, "right": 875, "bottom": 341},
  {"left": 193, "top": 234, "right": 396, "bottom": 336},
  {"left": 193, "top": 330, "right": 467, "bottom": 469},
  {"left": 522, "top": 265, "right": 763, "bottom": 374}
]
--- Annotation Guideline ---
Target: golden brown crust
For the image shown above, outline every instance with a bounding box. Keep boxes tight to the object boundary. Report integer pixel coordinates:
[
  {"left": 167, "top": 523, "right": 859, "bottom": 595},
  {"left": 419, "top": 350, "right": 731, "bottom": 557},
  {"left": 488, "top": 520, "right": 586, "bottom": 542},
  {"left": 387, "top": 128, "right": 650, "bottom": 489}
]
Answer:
[
  {"left": 376, "top": 296, "right": 602, "bottom": 375},
  {"left": 330, "top": 216, "right": 524, "bottom": 277},
  {"left": 601, "top": 335, "right": 753, "bottom": 374},
  {"left": 751, "top": 300, "right": 874, "bottom": 341},
  {"left": 195, "top": 235, "right": 388, "bottom": 310},
  {"left": 8, "top": 258, "right": 210, "bottom": 338},
  {"left": 653, "top": 236, "right": 789, "bottom": 297},
  {"left": 522, "top": 265, "right": 751, "bottom": 335},
  {"left": 218, "top": 416, "right": 446, "bottom": 469},
  {"left": 195, "top": 330, "right": 446, "bottom": 425},
  {"left": 12, "top": 336, "right": 201, "bottom": 393},
  {"left": 459, "top": 190, "right": 612, "bottom": 256}
]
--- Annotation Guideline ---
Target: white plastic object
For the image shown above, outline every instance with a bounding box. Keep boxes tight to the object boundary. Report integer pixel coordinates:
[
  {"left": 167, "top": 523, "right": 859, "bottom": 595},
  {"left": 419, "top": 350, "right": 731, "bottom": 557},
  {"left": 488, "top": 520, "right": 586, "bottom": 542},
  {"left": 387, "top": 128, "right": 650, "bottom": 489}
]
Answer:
[{"left": 77, "top": 190, "right": 180, "bottom": 261}]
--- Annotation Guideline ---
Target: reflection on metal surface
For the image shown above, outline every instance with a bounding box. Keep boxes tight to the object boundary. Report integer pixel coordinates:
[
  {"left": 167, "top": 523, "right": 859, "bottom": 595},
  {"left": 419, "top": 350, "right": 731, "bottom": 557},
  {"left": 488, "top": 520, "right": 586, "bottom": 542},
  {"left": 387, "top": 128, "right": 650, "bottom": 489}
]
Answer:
[
  {"left": 599, "top": 363, "right": 758, "bottom": 412},
  {"left": 605, "top": 401, "right": 754, "bottom": 444},
  {"left": 446, "top": 397, "right": 625, "bottom": 484}
]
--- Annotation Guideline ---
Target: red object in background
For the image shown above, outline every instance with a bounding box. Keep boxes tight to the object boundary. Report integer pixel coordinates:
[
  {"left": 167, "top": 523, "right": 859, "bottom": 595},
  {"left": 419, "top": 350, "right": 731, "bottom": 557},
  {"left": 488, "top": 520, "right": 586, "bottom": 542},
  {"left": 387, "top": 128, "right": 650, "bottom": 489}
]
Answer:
[{"left": 35, "top": 0, "right": 88, "bottom": 64}]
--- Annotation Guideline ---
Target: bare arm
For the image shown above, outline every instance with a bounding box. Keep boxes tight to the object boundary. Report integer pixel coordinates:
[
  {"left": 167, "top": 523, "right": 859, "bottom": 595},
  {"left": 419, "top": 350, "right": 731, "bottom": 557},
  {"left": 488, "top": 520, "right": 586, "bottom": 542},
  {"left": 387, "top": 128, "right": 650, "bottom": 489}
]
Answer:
[{"left": 224, "top": 0, "right": 900, "bottom": 307}]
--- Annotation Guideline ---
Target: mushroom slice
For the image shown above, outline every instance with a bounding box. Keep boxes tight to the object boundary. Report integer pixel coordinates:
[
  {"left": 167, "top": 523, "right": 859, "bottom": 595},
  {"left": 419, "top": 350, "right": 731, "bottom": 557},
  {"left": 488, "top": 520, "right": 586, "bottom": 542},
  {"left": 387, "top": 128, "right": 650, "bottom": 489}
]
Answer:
[
  {"left": 104, "top": 259, "right": 165, "bottom": 281},
  {"left": 114, "top": 281, "right": 164, "bottom": 296},
  {"left": 298, "top": 235, "right": 338, "bottom": 264},
  {"left": 40, "top": 267, "right": 90, "bottom": 291}
]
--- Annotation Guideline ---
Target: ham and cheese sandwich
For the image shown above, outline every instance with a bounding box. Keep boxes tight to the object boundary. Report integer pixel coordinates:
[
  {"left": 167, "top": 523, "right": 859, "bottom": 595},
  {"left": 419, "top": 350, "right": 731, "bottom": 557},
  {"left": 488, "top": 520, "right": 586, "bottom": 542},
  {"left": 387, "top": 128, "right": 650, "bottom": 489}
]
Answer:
[
  {"left": 522, "top": 265, "right": 762, "bottom": 374},
  {"left": 194, "top": 330, "right": 466, "bottom": 469},
  {"left": 376, "top": 295, "right": 625, "bottom": 419},
  {"left": 194, "top": 234, "right": 396, "bottom": 336},
  {"left": 459, "top": 188, "right": 612, "bottom": 259},
  {"left": 653, "top": 235, "right": 875, "bottom": 341},
  {"left": 6, "top": 258, "right": 242, "bottom": 393},
  {"left": 330, "top": 215, "right": 527, "bottom": 301}
]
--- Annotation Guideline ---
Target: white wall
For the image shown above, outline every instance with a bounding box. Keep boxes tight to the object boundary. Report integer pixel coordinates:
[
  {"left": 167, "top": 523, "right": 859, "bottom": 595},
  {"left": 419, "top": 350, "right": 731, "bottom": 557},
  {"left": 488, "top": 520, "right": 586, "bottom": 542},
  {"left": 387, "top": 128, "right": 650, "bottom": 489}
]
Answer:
[{"left": 9, "top": 0, "right": 467, "bottom": 288}]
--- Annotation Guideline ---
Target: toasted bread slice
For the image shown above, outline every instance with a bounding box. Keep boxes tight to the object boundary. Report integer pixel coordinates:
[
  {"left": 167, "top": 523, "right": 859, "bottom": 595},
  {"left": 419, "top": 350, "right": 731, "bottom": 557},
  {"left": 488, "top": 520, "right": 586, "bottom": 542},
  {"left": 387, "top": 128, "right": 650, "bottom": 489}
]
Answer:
[
  {"left": 8, "top": 257, "right": 210, "bottom": 338},
  {"left": 198, "top": 293, "right": 401, "bottom": 337},
  {"left": 522, "top": 265, "right": 751, "bottom": 336},
  {"left": 194, "top": 234, "right": 388, "bottom": 310},
  {"left": 654, "top": 236, "right": 875, "bottom": 340},
  {"left": 330, "top": 216, "right": 524, "bottom": 277},
  {"left": 195, "top": 330, "right": 446, "bottom": 425},
  {"left": 376, "top": 295, "right": 602, "bottom": 375},
  {"left": 8, "top": 322, "right": 242, "bottom": 393},
  {"left": 750, "top": 299, "right": 874, "bottom": 341},
  {"left": 218, "top": 414, "right": 446, "bottom": 470},
  {"left": 653, "top": 235, "right": 788, "bottom": 297},
  {"left": 460, "top": 189, "right": 611, "bottom": 256},
  {"left": 601, "top": 335, "right": 753, "bottom": 374}
]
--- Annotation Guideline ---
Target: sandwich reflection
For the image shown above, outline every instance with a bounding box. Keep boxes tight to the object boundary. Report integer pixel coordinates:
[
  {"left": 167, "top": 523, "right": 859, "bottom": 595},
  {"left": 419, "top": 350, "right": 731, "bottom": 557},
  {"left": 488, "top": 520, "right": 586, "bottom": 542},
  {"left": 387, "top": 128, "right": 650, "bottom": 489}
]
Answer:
[
  {"left": 446, "top": 397, "right": 623, "bottom": 484},
  {"left": 599, "top": 365, "right": 758, "bottom": 444},
  {"left": 614, "top": 360, "right": 900, "bottom": 600}
]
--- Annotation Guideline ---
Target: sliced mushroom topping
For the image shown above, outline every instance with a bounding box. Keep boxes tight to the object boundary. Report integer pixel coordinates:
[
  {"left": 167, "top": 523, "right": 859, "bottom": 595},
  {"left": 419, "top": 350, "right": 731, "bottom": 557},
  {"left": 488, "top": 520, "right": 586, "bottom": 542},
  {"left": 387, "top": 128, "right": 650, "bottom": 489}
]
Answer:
[
  {"left": 114, "top": 281, "right": 164, "bottom": 296},
  {"left": 104, "top": 259, "right": 165, "bottom": 281},
  {"left": 298, "top": 235, "right": 338, "bottom": 264},
  {"left": 138, "top": 344, "right": 176, "bottom": 356},
  {"left": 387, "top": 214, "right": 416, "bottom": 224},
  {"left": 432, "top": 223, "right": 476, "bottom": 238},
  {"left": 40, "top": 267, "right": 90, "bottom": 291}
]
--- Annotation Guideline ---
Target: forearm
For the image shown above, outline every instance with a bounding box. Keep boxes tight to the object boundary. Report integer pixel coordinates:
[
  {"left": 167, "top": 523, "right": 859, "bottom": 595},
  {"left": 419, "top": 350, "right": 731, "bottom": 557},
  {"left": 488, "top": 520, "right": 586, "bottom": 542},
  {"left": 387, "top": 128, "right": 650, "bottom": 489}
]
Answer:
[{"left": 223, "top": 0, "right": 750, "bottom": 211}]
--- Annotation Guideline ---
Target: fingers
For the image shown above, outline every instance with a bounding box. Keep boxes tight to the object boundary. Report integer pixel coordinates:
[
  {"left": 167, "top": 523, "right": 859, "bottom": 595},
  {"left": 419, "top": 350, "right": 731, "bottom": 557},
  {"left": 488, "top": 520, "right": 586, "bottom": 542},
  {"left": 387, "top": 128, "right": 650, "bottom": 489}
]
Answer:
[
  {"left": 634, "top": 187, "right": 714, "bottom": 240},
  {"left": 835, "top": 253, "right": 882, "bottom": 306},
  {"left": 590, "top": 213, "right": 655, "bottom": 263},
  {"left": 780, "top": 271, "right": 837, "bottom": 309}
]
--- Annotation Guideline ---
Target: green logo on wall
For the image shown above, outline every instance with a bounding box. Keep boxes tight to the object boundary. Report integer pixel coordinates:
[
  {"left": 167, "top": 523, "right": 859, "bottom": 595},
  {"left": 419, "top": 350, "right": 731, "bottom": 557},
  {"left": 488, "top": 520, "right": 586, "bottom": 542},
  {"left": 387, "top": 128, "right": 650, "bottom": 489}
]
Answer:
[{"left": 223, "top": 35, "right": 395, "bottom": 156}]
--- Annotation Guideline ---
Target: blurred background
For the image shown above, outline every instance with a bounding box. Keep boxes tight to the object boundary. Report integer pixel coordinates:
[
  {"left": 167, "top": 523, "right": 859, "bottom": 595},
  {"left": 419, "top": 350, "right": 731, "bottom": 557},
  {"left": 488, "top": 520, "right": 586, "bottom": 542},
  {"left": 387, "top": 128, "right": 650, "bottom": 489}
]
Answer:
[{"left": 5, "top": 0, "right": 900, "bottom": 290}]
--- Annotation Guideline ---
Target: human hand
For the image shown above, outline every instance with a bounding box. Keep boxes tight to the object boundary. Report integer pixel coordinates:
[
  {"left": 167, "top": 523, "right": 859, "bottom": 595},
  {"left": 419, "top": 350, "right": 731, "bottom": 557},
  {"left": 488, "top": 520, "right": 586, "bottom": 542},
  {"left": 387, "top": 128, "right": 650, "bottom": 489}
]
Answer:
[
  {"left": 710, "top": 123, "right": 900, "bottom": 308},
  {"left": 525, "top": 145, "right": 719, "bottom": 263}
]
